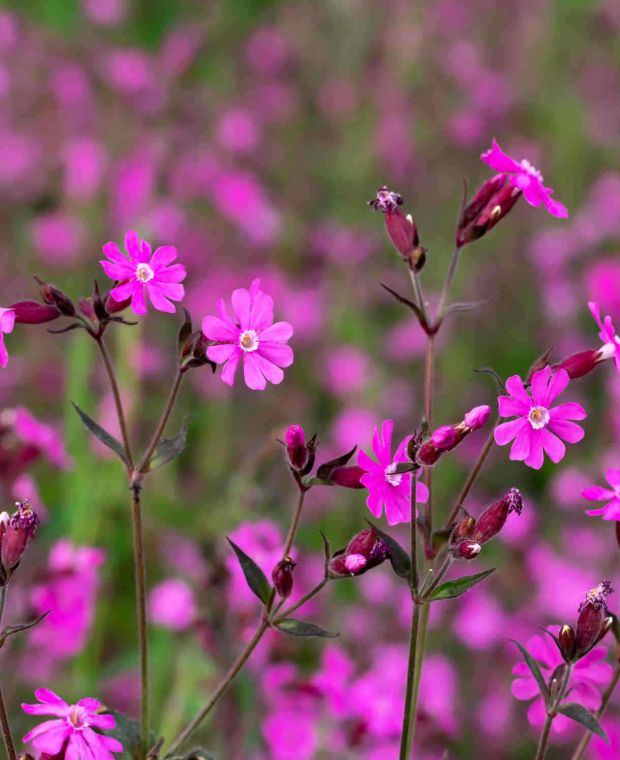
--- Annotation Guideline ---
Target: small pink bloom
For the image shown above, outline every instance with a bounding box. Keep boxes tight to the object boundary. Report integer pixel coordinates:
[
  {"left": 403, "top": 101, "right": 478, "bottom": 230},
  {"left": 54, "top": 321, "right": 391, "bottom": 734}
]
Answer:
[
  {"left": 100, "top": 230, "right": 186, "bottom": 316},
  {"left": 583, "top": 469, "right": 620, "bottom": 521},
  {"left": 481, "top": 139, "right": 569, "bottom": 218},
  {"left": 0, "top": 307, "right": 15, "bottom": 367},
  {"left": 463, "top": 404, "right": 492, "bottom": 430},
  {"left": 22, "top": 688, "right": 123, "bottom": 758},
  {"left": 512, "top": 633, "right": 612, "bottom": 732},
  {"left": 494, "top": 367, "right": 586, "bottom": 470},
  {"left": 431, "top": 425, "right": 459, "bottom": 450},
  {"left": 202, "top": 279, "right": 294, "bottom": 391},
  {"left": 589, "top": 301, "right": 620, "bottom": 372},
  {"left": 358, "top": 419, "right": 429, "bottom": 526},
  {"left": 148, "top": 579, "right": 197, "bottom": 631}
]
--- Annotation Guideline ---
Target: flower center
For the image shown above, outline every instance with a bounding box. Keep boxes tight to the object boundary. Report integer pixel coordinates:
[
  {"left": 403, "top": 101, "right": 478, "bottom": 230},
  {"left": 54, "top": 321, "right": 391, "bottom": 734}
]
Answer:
[
  {"left": 239, "top": 329, "right": 259, "bottom": 352},
  {"left": 384, "top": 462, "right": 402, "bottom": 487},
  {"left": 68, "top": 706, "right": 88, "bottom": 730},
  {"left": 528, "top": 405, "right": 550, "bottom": 430},
  {"left": 135, "top": 262, "right": 154, "bottom": 283},
  {"left": 520, "top": 159, "right": 543, "bottom": 182}
]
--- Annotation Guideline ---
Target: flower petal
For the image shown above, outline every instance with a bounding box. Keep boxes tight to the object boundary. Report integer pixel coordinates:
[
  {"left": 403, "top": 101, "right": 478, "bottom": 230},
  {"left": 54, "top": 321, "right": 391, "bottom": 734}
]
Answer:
[
  {"left": 498, "top": 394, "right": 528, "bottom": 417},
  {"left": 530, "top": 366, "right": 552, "bottom": 406},
  {"left": 102, "top": 242, "right": 129, "bottom": 265},
  {"left": 203, "top": 315, "right": 238, "bottom": 342},
  {"left": 259, "top": 321, "right": 293, "bottom": 343},
  {"left": 146, "top": 283, "right": 177, "bottom": 313},
  {"left": 540, "top": 428, "right": 566, "bottom": 464},
  {"left": 582, "top": 486, "right": 615, "bottom": 502},
  {"left": 231, "top": 288, "right": 251, "bottom": 328},
  {"left": 494, "top": 418, "right": 526, "bottom": 446},
  {"left": 220, "top": 350, "right": 240, "bottom": 387},
  {"left": 124, "top": 230, "right": 141, "bottom": 261},
  {"left": 243, "top": 352, "right": 266, "bottom": 390},
  {"left": 542, "top": 368, "right": 569, "bottom": 406},
  {"left": 258, "top": 342, "right": 294, "bottom": 368},
  {"left": 250, "top": 292, "right": 274, "bottom": 332},
  {"left": 504, "top": 375, "right": 532, "bottom": 407},
  {"left": 110, "top": 281, "right": 136, "bottom": 301},
  {"left": 549, "top": 402, "right": 587, "bottom": 421},
  {"left": 523, "top": 429, "right": 544, "bottom": 469},
  {"left": 150, "top": 245, "right": 178, "bottom": 270},
  {"left": 153, "top": 263, "right": 186, "bottom": 283},
  {"left": 254, "top": 353, "right": 284, "bottom": 385},
  {"left": 542, "top": 190, "right": 569, "bottom": 219},
  {"left": 100, "top": 260, "right": 134, "bottom": 281},
  {"left": 547, "top": 419, "right": 584, "bottom": 444},
  {"left": 480, "top": 139, "right": 522, "bottom": 174},
  {"left": 207, "top": 344, "right": 236, "bottom": 364},
  {"left": 131, "top": 284, "right": 147, "bottom": 315}
]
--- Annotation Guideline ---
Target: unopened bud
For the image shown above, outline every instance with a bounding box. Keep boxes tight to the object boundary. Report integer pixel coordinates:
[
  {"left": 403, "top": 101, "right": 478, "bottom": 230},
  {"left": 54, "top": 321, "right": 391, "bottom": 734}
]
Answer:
[
  {"left": 105, "top": 293, "right": 132, "bottom": 314},
  {"left": 330, "top": 465, "right": 365, "bottom": 489},
  {"left": 559, "top": 624, "right": 577, "bottom": 661},
  {"left": 272, "top": 556, "right": 296, "bottom": 599},
  {"left": 181, "top": 331, "right": 214, "bottom": 371},
  {"left": 10, "top": 301, "right": 61, "bottom": 325},
  {"left": 34, "top": 277, "right": 75, "bottom": 317},
  {"left": 384, "top": 208, "right": 420, "bottom": 262},
  {"left": 463, "top": 405, "right": 492, "bottom": 431},
  {"left": 576, "top": 581, "right": 613, "bottom": 654},
  {"left": 431, "top": 425, "right": 459, "bottom": 451},
  {"left": 473, "top": 488, "right": 523, "bottom": 544},
  {"left": 452, "top": 540, "right": 482, "bottom": 560},
  {"left": 456, "top": 174, "right": 522, "bottom": 247},
  {"left": 0, "top": 500, "right": 39, "bottom": 581},
  {"left": 554, "top": 349, "right": 606, "bottom": 380},
  {"left": 329, "top": 528, "right": 390, "bottom": 577},
  {"left": 285, "top": 425, "right": 307, "bottom": 471}
]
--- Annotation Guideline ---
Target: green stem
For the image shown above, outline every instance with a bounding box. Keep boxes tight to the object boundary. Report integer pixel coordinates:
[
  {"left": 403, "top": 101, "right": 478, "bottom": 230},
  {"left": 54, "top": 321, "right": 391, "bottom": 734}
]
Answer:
[
  {"left": 0, "top": 586, "right": 16, "bottom": 760},
  {"left": 399, "top": 602, "right": 421, "bottom": 760},
  {"left": 435, "top": 245, "right": 463, "bottom": 323},
  {"left": 131, "top": 485, "right": 149, "bottom": 760},
  {"left": 571, "top": 665, "right": 620, "bottom": 760},
  {"left": 95, "top": 336, "right": 134, "bottom": 470},
  {"left": 139, "top": 368, "right": 184, "bottom": 474},
  {"left": 273, "top": 577, "right": 327, "bottom": 624},
  {"left": 534, "top": 714, "right": 553, "bottom": 760},
  {"left": 411, "top": 602, "right": 430, "bottom": 714}
]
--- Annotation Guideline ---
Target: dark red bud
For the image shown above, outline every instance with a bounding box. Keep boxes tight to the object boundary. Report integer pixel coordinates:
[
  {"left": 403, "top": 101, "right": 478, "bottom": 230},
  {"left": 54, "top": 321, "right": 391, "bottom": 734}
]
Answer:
[
  {"left": 452, "top": 540, "right": 482, "bottom": 560},
  {"left": 0, "top": 500, "right": 39, "bottom": 579},
  {"left": 554, "top": 349, "right": 603, "bottom": 380},
  {"left": 457, "top": 174, "right": 522, "bottom": 247},
  {"left": 272, "top": 556, "right": 295, "bottom": 599},
  {"left": 105, "top": 293, "right": 132, "bottom": 314},
  {"left": 452, "top": 516, "right": 476, "bottom": 542},
  {"left": 330, "top": 465, "right": 365, "bottom": 489},
  {"left": 329, "top": 528, "right": 390, "bottom": 578},
  {"left": 384, "top": 208, "right": 420, "bottom": 261},
  {"left": 78, "top": 298, "right": 96, "bottom": 320},
  {"left": 559, "top": 624, "right": 577, "bottom": 661},
  {"left": 181, "top": 332, "right": 214, "bottom": 371},
  {"left": 576, "top": 603, "right": 604, "bottom": 654},
  {"left": 415, "top": 440, "right": 443, "bottom": 467},
  {"left": 285, "top": 425, "right": 308, "bottom": 471},
  {"left": 10, "top": 300, "right": 61, "bottom": 325},
  {"left": 34, "top": 278, "right": 75, "bottom": 317},
  {"left": 473, "top": 488, "right": 522, "bottom": 544}
]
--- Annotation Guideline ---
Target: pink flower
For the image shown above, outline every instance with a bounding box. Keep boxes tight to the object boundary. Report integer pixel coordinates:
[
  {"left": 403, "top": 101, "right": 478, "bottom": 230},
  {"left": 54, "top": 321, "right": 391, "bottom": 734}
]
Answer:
[
  {"left": 589, "top": 301, "right": 620, "bottom": 372},
  {"left": 148, "top": 579, "right": 197, "bottom": 630},
  {"left": 100, "top": 230, "right": 186, "bottom": 316},
  {"left": 583, "top": 468, "right": 620, "bottom": 521},
  {"left": 494, "top": 367, "right": 586, "bottom": 470},
  {"left": 481, "top": 139, "right": 569, "bottom": 218},
  {"left": 512, "top": 633, "right": 612, "bottom": 732},
  {"left": 358, "top": 419, "right": 429, "bottom": 525},
  {"left": 22, "top": 688, "right": 123, "bottom": 758},
  {"left": 0, "top": 307, "right": 15, "bottom": 367},
  {"left": 202, "top": 279, "right": 294, "bottom": 391}
]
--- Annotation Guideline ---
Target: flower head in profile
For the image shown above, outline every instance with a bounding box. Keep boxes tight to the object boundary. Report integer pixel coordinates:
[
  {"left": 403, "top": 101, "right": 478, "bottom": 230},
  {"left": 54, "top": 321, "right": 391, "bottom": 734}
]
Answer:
[
  {"left": 481, "top": 139, "right": 568, "bottom": 218},
  {"left": 494, "top": 367, "right": 586, "bottom": 470},
  {"left": 22, "top": 688, "right": 123, "bottom": 759},
  {"left": 512, "top": 632, "right": 612, "bottom": 733},
  {"left": 583, "top": 469, "right": 620, "bottom": 521},
  {"left": 589, "top": 301, "right": 620, "bottom": 372},
  {"left": 202, "top": 279, "right": 294, "bottom": 391},
  {"left": 100, "top": 230, "right": 186, "bottom": 316},
  {"left": 358, "top": 419, "right": 429, "bottom": 525},
  {"left": 0, "top": 307, "right": 15, "bottom": 367}
]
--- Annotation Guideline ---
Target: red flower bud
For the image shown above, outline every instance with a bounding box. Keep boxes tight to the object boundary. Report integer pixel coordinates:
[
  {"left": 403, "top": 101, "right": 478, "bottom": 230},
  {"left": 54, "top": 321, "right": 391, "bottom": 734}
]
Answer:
[
  {"left": 415, "top": 440, "right": 443, "bottom": 467},
  {"left": 452, "top": 516, "right": 476, "bottom": 542},
  {"left": 452, "top": 540, "right": 482, "bottom": 560},
  {"left": 576, "top": 581, "right": 613, "bottom": 655},
  {"left": 554, "top": 349, "right": 606, "bottom": 380},
  {"left": 272, "top": 556, "right": 296, "bottom": 599},
  {"left": 329, "top": 528, "right": 390, "bottom": 577},
  {"left": 285, "top": 425, "right": 308, "bottom": 471},
  {"left": 472, "top": 488, "right": 523, "bottom": 544},
  {"left": 105, "top": 293, "right": 132, "bottom": 314},
  {"left": 558, "top": 624, "right": 577, "bottom": 661},
  {"left": 384, "top": 208, "right": 420, "bottom": 261},
  {"left": 34, "top": 277, "right": 75, "bottom": 317},
  {"left": 330, "top": 465, "right": 365, "bottom": 489},
  {"left": 457, "top": 174, "right": 522, "bottom": 247},
  {"left": 0, "top": 500, "right": 39, "bottom": 581},
  {"left": 10, "top": 301, "right": 61, "bottom": 325}
]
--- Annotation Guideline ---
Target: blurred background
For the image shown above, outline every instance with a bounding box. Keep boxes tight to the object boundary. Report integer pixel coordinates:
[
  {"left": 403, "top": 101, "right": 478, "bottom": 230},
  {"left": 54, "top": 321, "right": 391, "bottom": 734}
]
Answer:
[{"left": 0, "top": 0, "right": 619, "bottom": 758}]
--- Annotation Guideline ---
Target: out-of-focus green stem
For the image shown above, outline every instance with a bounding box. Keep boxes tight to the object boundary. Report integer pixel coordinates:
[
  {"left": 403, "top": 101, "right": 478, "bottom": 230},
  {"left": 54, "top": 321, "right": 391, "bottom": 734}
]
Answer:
[{"left": 138, "top": 368, "right": 184, "bottom": 475}]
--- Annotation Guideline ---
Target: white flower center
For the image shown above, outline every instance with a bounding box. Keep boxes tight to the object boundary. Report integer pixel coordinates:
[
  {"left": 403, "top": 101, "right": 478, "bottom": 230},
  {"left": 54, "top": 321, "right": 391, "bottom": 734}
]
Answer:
[
  {"left": 239, "top": 329, "right": 259, "bottom": 352},
  {"left": 600, "top": 341, "right": 618, "bottom": 361},
  {"left": 135, "top": 262, "right": 154, "bottom": 283},
  {"left": 528, "top": 405, "right": 550, "bottom": 430},
  {"left": 384, "top": 462, "right": 402, "bottom": 487},
  {"left": 520, "top": 159, "right": 543, "bottom": 182},
  {"left": 67, "top": 705, "right": 88, "bottom": 730}
]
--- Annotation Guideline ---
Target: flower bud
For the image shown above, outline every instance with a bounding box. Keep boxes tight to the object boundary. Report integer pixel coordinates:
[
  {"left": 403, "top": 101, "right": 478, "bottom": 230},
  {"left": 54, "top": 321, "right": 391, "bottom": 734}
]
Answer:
[
  {"left": 554, "top": 349, "right": 607, "bottom": 380},
  {"left": 105, "top": 293, "right": 132, "bottom": 314},
  {"left": 330, "top": 465, "right": 365, "bottom": 489},
  {"left": 456, "top": 174, "right": 522, "bottom": 247},
  {"left": 416, "top": 405, "right": 491, "bottom": 467},
  {"left": 472, "top": 488, "right": 523, "bottom": 544},
  {"left": 11, "top": 301, "right": 61, "bottom": 325},
  {"left": 34, "top": 277, "right": 75, "bottom": 317},
  {"left": 272, "top": 556, "right": 296, "bottom": 599},
  {"left": 452, "top": 540, "right": 482, "bottom": 560},
  {"left": 431, "top": 425, "right": 459, "bottom": 451},
  {"left": 328, "top": 528, "right": 390, "bottom": 577},
  {"left": 452, "top": 515, "right": 476, "bottom": 542},
  {"left": 463, "top": 405, "right": 492, "bottom": 431},
  {"left": 181, "top": 332, "right": 215, "bottom": 371},
  {"left": 285, "top": 425, "right": 307, "bottom": 471},
  {"left": 384, "top": 208, "right": 420, "bottom": 262},
  {"left": 559, "top": 624, "right": 577, "bottom": 661},
  {"left": 0, "top": 500, "right": 39, "bottom": 581},
  {"left": 576, "top": 581, "right": 614, "bottom": 655}
]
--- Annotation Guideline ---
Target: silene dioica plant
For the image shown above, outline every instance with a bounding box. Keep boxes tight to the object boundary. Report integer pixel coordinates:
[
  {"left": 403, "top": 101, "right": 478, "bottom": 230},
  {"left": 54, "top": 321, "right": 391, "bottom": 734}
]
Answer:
[{"left": 0, "top": 138, "right": 618, "bottom": 760}]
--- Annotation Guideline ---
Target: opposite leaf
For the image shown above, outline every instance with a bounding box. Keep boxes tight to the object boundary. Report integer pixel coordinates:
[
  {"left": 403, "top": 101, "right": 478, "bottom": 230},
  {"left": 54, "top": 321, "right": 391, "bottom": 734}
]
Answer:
[
  {"left": 427, "top": 568, "right": 496, "bottom": 601},
  {"left": 511, "top": 640, "right": 549, "bottom": 704},
  {"left": 72, "top": 402, "right": 128, "bottom": 465},
  {"left": 276, "top": 618, "right": 339, "bottom": 638},
  {"left": 148, "top": 417, "right": 190, "bottom": 471},
  {"left": 227, "top": 538, "right": 271, "bottom": 604},
  {"left": 557, "top": 703, "right": 608, "bottom": 742},
  {"left": 366, "top": 520, "right": 411, "bottom": 581}
]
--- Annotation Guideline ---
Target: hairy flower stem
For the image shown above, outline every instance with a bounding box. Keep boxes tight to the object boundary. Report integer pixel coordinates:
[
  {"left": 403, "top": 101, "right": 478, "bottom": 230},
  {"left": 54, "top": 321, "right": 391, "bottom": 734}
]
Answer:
[
  {"left": 131, "top": 485, "right": 149, "bottom": 760},
  {"left": 571, "top": 665, "right": 620, "bottom": 760},
  {"left": 138, "top": 368, "right": 184, "bottom": 474},
  {"left": 95, "top": 335, "right": 134, "bottom": 470},
  {"left": 534, "top": 715, "right": 553, "bottom": 760},
  {"left": 436, "top": 245, "right": 463, "bottom": 323},
  {"left": 535, "top": 664, "right": 574, "bottom": 760},
  {"left": 166, "top": 489, "right": 309, "bottom": 756},
  {"left": 0, "top": 586, "right": 16, "bottom": 760}
]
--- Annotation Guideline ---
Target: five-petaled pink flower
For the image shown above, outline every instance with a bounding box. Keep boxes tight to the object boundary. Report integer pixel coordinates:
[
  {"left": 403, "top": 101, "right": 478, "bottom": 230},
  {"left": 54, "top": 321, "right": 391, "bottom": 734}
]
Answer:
[
  {"left": 583, "top": 468, "right": 620, "bottom": 521},
  {"left": 481, "top": 139, "right": 569, "bottom": 219},
  {"left": 100, "top": 230, "right": 186, "bottom": 316},
  {"left": 512, "top": 632, "right": 612, "bottom": 732},
  {"left": 589, "top": 301, "right": 620, "bottom": 372},
  {"left": 358, "top": 419, "right": 429, "bottom": 525},
  {"left": 494, "top": 367, "right": 586, "bottom": 470},
  {"left": 22, "top": 688, "right": 123, "bottom": 759},
  {"left": 0, "top": 307, "right": 15, "bottom": 368},
  {"left": 202, "top": 278, "right": 294, "bottom": 391}
]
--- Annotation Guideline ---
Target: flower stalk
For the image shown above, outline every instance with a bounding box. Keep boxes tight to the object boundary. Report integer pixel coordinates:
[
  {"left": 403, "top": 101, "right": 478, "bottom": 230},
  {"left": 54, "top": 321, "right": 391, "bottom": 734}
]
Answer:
[{"left": 0, "top": 585, "right": 16, "bottom": 760}]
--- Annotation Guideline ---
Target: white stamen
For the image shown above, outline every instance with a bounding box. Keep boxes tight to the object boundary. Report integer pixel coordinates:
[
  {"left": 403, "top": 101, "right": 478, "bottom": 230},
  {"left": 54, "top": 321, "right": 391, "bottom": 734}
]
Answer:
[
  {"left": 384, "top": 462, "right": 403, "bottom": 486},
  {"left": 528, "top": 405, "right": 550, "bottom": 430},
  {"left": 135, "top": 262, "right": 154, "bottom": 283},
  {"left": 599, "top": 342, "right": 617, "bottom": 361},
  {"left": 520, "top": 159, "right": 543, "bottom": 182},
  {"left": 239, "top": 329, "right": 259, "bottom": 352}
]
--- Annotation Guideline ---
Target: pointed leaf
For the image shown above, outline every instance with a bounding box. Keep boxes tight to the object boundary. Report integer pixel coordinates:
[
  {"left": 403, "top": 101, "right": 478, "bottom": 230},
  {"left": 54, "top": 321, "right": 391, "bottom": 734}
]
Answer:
[
  {"left": 380, "top": 282, "right": 430, "bottom": 332},
  {"left": 227, "top": 538, "right": 271, "bottom": 604},
  {"left": 72, "top": 402, "right": 128, "bottom": 464},
  {"left": 366, "top": 520, "right": 411, "bottom": 581},
  {"left": 511, "top": 640, "right": 549, "bottom": 703},
  {"left": 557, "top": 703, "right": 608, "bottom": 742},
  {"left": 474, "top": 367, "right": 507, "bottom": 394},
  {"left": 178, "top": 308, "right": 193, "bottom": 349},
  {"left": 427, "top": 568, "right": 496, "bottom": 601},
  {"left": 276, "top": 618, "right": 338, "bottom": 638},
  {"left": 148, "top": 417, "right": 190, "bottom": 471},
  {"left": 319, "top": 530, "right": 331, "bottom": 574},
  {"left": 444, "top": 300, "right": 487, "bottom": 315},
  {"left": 0, "top": 611, "right": 49, "bottom": 648},
  {"left": 316, "top": 445, "right": 356, "bottom": 480}
]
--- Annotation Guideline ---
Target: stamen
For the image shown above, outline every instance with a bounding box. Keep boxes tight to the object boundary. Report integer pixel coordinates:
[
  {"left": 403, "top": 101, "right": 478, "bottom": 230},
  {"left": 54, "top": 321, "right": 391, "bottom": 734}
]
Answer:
[
  {"left": 238, "top": 329, "right": 259, "bottom": 352},
  {"left": 135, "top": 263, "right": 154, "bottom": 283},
  {"left": 528, "top": 406, "right": 550, "bottom": 430},
  {"left": 384, "top": 462, "right": 403, "bottom": 486}
]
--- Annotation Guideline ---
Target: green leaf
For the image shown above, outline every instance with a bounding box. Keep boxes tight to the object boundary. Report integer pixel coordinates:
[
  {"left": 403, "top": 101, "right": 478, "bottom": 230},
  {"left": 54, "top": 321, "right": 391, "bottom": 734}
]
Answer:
[
  {"left": 148, "top": 417, "right": 190, "bottom": 470},
  {"left": 72, "top": 402, "right": 127, "bottom": 465},
  {"left": 379, "top": 282, "right": 430, "bottom": 332},
  {"left": 427, "top": 568, "right": 496, "bottom": 601},
  {"left": 108, "top": 710, "right": 157, "bottom": 760},
  {"left": 557, "top": 703, "right": 608, "bottom": 742},
  {"left": 226, "top": 538, "right": 271, "bottom": 604},
  {"left": 366, "top": 520, "right": 411, "bottom": 581},
  {"left": 276, "top": 618, "right": 338, "bottom": 638},
  {"left": 511, "top": 640, "right": 549, "bottom": 703},
  {"left": 177, "top": 308, "right": 193, "bottom": 349},
  {"left": 0, "top": 611, "right": 49, "bottom": 649}
]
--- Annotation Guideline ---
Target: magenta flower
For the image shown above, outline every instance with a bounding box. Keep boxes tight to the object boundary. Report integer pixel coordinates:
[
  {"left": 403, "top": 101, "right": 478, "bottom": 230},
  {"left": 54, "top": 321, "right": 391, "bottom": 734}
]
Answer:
[
  {"left": 358, "top": 419, "right": 429, "bottom": 525},
  {"left": 100, "top": 230, "right": 186, "bottom": 316},
  {"left": 202, "top": 278, "right": 294, "bottom": 391},
  {"left": 481, "top": 139, "right": 569, "bottom": 218},
  {"left": 512, "top": 633, "right": 612, "bottom": 732},
  {"left": 589, "top": 301, "right": 620, "bottom": 372},
  {"left": 22, "top": 689, "right": 123, "bottom": 759},
  {"left": 583, "top": 469, "right": 620, "bottom": 521},
  {"left": 0, "top": 307, "right": 15, "bottom": 367},
  {"left": 494, "top": 367, "right": 586, "bottom": 470}
]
